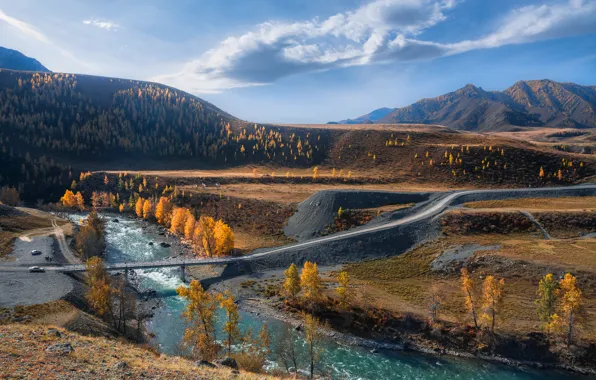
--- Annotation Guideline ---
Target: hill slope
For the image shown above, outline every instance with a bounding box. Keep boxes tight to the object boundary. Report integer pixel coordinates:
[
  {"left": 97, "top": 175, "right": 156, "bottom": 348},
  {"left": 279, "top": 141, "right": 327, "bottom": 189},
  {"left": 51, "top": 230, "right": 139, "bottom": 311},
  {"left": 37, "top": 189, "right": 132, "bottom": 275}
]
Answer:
[
  {"left": 0, "top": 324, "right": 269, "bottom": 379},
  {"left": 340, "top": 80, "right": 596, "bottom": 131},
  {"left": 330, "top": 107, "right": 396, "bottom": 124},
  {"left": 0, "top": 47, "right": 49, "bottom": 72}
]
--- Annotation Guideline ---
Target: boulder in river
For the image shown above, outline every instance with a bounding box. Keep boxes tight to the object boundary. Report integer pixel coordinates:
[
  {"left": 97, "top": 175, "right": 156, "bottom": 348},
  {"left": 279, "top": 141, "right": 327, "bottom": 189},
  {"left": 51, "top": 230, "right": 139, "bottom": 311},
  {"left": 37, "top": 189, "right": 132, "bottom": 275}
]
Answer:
[
  {"left": 113, "top": 218, "right": 119, "bottom": 223},
  {"left": 160, "top": 242, "right": 171, "bottom": 248},
  {"left": 148, "top": 242, "right": 154, "bottom": 246}
]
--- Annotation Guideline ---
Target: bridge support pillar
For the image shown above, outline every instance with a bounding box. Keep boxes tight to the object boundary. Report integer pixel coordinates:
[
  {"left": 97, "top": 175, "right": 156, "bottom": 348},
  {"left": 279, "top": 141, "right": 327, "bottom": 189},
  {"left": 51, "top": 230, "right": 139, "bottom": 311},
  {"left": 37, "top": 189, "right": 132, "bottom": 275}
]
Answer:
[
  {"left": 180, "top": 264, "right": 186, "bottom": 283},
  {"left": 125, "top": 268, "right": 129, "bottom": 284}
]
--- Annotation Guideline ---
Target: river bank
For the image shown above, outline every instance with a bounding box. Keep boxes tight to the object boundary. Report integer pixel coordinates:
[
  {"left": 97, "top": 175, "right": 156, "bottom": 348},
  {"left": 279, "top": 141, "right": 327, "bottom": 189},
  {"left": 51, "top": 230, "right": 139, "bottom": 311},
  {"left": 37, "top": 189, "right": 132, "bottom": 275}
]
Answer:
[{"left": 207, "top": 268, "right": 596, "bottom": 377}]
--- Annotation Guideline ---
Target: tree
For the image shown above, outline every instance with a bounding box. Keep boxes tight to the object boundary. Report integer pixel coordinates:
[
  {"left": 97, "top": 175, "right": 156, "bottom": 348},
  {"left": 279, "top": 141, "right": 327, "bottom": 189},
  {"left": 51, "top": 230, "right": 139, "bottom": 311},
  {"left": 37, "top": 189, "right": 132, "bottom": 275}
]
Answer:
[
  {"left": 304, "top": 313, "right": 323, "bottom": 379},
  {"left": 275, "top": 325, "right": 301, "bottom": 375},
  {"left": 85, "top": 257, "right": 114, "bottom": 324},
  {"left": 135, "top": 197, "right": 144, "bottom": 218},
  {"left": 235, "top": 324, "right": 271, "bottom": 373},
  {"left": 559, "top": 273, "right": 583, "bottom": 346},
  {"left": 539, "top": 167, "right": 545, "bottom": 178},
  {"left": 194, "top": 216, "right": 217, "bottom": 257},
  {"left": 214, "top": 219, "right": 234, "bottom": 256},
  {"left": 170, "top": 207, "right": 188, "bottom": 235},
  {"left": 536, "top": 273, "right": 559, "bottom": 325},
  {"left": 155, "top": 197, "right": 173, "bottom": 226},
  {"left": 312, "top": 166, "right": 319, "bottom": 180},
  {"left": 336, "top": 271, "right": 350, "bottom": 309},
  {"left": 60, "top": 189, "right": 78, "bottom": 208},
  {"left": 283, "top": 263, "right": 301, "bottom": 300},
  {"left": 184, "top": 213, "right": 196, "bottom": 240},
  {"left": 76, "top": 211, "right": 106, "bottom": 259},
  {"left": 460, "top": 268, "right": 479, "bottom": 329},
  {"left": 176, "top": 280, "right": 219, "bottom": 361},
  {"left": 0, "top": 186, "right": 20, "bottom": 206},
  {"left": 219, "top": 290, "right": 240, "bottom": 356},
  {"left": 300, "top": 261, "right": 322, "bottom": 306},
  {"left": 427, "top": 284, "right": 442, "bottom": 326},
  {"left": 142, "top": 199, "right": 153, "bottom": 219},
  {"left": 75, "top": 192, "right": 85, "bottom": 210},
  {"left": 480, "top": 275, "right": 505, "bottom": 334}
]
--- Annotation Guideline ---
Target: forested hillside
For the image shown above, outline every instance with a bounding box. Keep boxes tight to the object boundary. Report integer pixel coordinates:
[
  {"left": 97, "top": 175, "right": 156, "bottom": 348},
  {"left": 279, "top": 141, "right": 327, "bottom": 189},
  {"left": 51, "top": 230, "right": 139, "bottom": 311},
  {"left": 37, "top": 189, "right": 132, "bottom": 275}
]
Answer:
[{"left": 0, "top": 70, "right": 330, "bottom": 200}]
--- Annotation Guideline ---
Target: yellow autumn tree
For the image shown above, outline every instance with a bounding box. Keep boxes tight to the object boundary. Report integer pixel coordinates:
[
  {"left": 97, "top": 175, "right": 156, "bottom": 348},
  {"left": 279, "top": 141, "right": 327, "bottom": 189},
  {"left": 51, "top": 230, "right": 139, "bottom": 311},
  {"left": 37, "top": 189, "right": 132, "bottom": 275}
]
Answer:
[
  {"left": 194, "top": 216, "right": 217, "bottom": 257},
  {"left": 214, "top": 220, "right": 234, "bottom": 256},
  {"left": 300, "top": 261, "right": 322, "bottom": 305},
  {"left": 184, "top": 213, "right": 196, "bottom": 240},
  {"left": 75, "top": 191, "right": 85, "bottom": 210},
  {"left": 142, "top": 199, "right": 153, "bottom": 219},
  {"left": 480, "top": 275, "right": 505, "bottom": 334},
  {"left": 539, "top": 167, "right": 545, "bottom": 178},
  {"left": 85, "top": 257, "right": 113, "bottom": 319},
  {"left": 460, "top": 268, "right": 479, "bottom": 329},
  {"left": 336, "top": 271, "right": 350, "bottom": 309},
  {"left": 155, "top": 197, "right": 173, "bottom": 226},
  {"left": 283, "top": 263, "right": 301, "bottom": 301},
  {"left": 170, "top": 207, "right": 188, "bottom": 235},
  {"left": 60, "top": 189, "right": 78, "bottom": 208},
  {"left": 218, "top": 290, "right": 241, "bottom": 356},
  {"left": 559, "top": 273, "right": 583, "bottom": 346},
  {"left": 312, "top": 166, "right": 319, "bottom": 180},
  {"left": 176, "top": 280, "right": 219, "bottom": 361},
  {"left": 135, "top": 197, "right": 144, "bottom": 218}
]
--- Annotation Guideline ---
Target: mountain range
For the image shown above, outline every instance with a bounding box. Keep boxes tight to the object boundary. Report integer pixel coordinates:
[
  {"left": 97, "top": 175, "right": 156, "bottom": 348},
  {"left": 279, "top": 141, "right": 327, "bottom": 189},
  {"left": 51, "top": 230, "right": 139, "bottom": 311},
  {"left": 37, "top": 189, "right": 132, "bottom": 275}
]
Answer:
[
  {"left": 0, "top": 47, "right": 49, "bottom": 72},
  {"left": 331, "top": 80, "right": 596, "bottom": 131}
]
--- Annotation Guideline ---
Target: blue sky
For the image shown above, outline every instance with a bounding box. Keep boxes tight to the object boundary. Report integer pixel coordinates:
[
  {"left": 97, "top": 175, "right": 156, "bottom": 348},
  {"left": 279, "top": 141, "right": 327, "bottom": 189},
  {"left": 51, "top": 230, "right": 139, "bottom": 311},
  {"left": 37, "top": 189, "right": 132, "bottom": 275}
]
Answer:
[{"left": 1, "top": 0, "right": 595, "bottom": 123}]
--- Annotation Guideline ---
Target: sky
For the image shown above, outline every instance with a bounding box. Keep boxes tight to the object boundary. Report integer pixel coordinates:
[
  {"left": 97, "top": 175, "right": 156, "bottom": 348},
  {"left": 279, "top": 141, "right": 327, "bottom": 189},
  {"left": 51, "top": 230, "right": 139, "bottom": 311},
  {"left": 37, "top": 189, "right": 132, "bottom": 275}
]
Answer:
[{"left": 0, "top": 0, "right": 595, "bottom": 123}]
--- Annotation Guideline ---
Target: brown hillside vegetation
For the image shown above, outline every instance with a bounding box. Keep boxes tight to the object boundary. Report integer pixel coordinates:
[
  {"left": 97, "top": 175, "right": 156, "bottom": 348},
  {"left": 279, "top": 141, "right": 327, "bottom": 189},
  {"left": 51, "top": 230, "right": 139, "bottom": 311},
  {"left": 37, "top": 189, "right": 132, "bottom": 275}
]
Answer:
[{"left": 0, "top": 324, "right": 271, "bottom": 379}]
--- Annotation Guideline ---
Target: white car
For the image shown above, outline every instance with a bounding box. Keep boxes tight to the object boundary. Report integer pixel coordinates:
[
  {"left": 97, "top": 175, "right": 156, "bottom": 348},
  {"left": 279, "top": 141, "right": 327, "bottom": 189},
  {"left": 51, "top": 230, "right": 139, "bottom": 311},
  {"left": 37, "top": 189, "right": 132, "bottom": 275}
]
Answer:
[{"left": 28, "top": 266, "right": 45, "bottom": 273}]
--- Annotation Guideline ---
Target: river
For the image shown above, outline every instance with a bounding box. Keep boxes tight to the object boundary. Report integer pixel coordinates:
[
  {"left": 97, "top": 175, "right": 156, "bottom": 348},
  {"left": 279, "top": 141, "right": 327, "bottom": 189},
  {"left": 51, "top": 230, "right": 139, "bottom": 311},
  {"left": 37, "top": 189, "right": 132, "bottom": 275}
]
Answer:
[{"left": 91, "top": 214, "right": 585, "bottom": 379}]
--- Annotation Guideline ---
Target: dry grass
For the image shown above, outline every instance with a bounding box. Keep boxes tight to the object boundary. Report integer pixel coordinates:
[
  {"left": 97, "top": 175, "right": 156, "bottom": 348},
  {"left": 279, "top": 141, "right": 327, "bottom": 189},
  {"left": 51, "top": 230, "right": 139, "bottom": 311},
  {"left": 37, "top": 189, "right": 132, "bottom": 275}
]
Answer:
[
  {"left": 465, "top": 196, "right": 596, "bottom": 210},
  {"left": 0, "top": 324, "right": 272, "bottom": 379},
  {"left": 345, "top": 233, "right": 596, "bottom": 339}
]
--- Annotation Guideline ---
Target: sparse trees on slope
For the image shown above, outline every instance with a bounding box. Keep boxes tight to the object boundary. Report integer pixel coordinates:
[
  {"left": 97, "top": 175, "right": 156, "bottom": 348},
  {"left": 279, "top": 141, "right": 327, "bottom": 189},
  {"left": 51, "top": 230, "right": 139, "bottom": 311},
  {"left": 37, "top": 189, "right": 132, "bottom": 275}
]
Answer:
[
  {"left": 0, "top": 186, "right": 20, "bottom": 206},
  {"left": 85, "top": 257, "right": 114, "bottom": 324}
]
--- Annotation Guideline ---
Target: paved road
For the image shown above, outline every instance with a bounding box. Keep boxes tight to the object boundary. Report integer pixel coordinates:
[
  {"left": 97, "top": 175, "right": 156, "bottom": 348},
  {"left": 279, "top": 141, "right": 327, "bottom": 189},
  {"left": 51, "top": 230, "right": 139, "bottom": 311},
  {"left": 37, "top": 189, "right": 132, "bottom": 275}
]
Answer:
[
  {"left": 0, "top": 272, "right": 74, "bottom": 307},
  {"left": 0, "top": 184, "right": 595, "bottom": 274}
]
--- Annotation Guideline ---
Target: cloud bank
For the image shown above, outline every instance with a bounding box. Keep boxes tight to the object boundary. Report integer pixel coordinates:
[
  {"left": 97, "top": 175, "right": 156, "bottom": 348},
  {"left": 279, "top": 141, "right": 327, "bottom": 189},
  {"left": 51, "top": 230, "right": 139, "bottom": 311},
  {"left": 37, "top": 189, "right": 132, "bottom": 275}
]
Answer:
[{"left": 153, "top": 0, "right": 596, "bottom": 93}]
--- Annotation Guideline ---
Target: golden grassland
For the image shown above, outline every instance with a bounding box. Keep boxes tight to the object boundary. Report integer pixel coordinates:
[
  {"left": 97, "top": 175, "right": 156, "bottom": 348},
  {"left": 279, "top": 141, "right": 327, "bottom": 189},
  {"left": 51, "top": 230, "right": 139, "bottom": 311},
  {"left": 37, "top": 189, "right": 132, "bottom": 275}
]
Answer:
[
  {"left": 464, "top": 196, "right": 596, "bottom": 210},
  {"left": 344, "top": 232, "right": 596, "bottom": 339},
  {"left": 0, "top": 324, "right": 273, "bottom": 379}
]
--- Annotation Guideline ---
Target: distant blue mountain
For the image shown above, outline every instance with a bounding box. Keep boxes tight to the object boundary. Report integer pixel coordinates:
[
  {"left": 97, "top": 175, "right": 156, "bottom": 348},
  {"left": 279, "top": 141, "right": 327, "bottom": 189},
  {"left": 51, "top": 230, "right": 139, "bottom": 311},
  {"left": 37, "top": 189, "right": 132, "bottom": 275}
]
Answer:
[
  {"left": 328, "top": 107, "right": 396, "bottom": 124},
  {"left": 0, "top": 47, "right": 49, "bottom": 72}
]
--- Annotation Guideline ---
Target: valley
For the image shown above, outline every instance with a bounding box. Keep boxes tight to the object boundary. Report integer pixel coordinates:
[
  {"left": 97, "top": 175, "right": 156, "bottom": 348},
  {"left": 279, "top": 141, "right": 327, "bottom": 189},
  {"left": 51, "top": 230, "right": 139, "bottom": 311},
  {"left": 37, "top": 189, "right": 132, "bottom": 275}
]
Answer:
[{"left": 1, "top": 47, "right": 596, "bottom": 378}]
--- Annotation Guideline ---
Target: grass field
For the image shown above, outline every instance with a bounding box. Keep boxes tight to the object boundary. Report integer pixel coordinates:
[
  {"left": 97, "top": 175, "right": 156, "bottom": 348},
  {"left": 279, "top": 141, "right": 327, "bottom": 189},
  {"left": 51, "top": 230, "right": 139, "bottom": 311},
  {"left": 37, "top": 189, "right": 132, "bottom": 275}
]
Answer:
[
  {"left": 464, "top": 196, "right": 596, "bottom": 210},
  {"left": 344, "top": 232, "right": 596, "bottom": 339}
]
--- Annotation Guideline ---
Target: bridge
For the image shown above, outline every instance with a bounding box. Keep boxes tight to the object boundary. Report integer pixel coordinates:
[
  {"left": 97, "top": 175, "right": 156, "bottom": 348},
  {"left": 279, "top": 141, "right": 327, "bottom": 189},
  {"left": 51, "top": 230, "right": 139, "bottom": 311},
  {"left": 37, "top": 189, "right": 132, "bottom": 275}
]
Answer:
[{"left": 2, "top": 184, "right": 596, "bottom": 282}]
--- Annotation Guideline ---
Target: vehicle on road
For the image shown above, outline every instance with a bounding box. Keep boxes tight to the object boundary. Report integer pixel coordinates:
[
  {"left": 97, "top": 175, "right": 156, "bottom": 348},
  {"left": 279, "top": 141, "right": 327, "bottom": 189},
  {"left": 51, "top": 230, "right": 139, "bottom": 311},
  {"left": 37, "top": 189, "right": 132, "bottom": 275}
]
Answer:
[
  {"left": 31, "top": 250, "right": 42, "bottom": 255},
  {"left": 28, "top": 266, "right": 45, "bottom": 273}
]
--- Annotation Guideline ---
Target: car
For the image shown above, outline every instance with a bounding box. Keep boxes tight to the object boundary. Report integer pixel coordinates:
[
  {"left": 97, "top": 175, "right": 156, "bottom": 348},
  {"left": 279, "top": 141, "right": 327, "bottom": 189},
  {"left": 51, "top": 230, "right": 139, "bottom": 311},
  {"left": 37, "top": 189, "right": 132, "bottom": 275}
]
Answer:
[
  {"left": 28, "top": 266, "right": 45, "bottom": 273},
  {"left": 30, "top": 250, "right": 42, "bottom": 255}
]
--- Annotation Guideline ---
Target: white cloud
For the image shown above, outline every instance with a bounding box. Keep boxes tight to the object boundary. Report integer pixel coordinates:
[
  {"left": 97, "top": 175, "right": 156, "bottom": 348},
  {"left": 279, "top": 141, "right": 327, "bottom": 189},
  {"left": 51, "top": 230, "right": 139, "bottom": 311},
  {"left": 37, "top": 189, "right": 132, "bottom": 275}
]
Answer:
[
  {"left": 154, "top": 0, "right": 596, "bottom": 93},
  {"left": 0, "top": 9, "right": 50, "bottom": 43},
  {"left": 83, "top": 19, "right": 119, "bottom": 31}
]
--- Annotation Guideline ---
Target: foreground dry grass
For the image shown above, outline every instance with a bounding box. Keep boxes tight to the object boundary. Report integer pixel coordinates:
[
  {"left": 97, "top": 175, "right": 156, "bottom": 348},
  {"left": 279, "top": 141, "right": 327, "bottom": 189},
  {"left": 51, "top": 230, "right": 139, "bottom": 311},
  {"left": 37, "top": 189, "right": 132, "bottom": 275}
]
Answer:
[
  {"left": 345, "top": 233, "right": 596, "bottom": 340},
  {"left": 465, "top": 196, "right": 596, "bottom": 210},
  {"left": 0, "top": 324, "right": 270, "bottom": 379}
]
